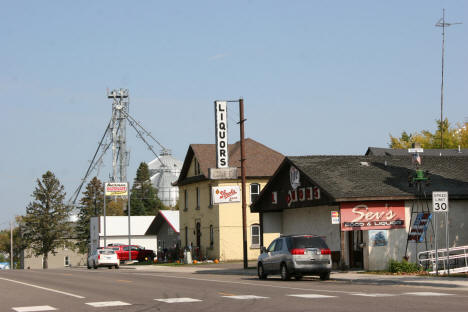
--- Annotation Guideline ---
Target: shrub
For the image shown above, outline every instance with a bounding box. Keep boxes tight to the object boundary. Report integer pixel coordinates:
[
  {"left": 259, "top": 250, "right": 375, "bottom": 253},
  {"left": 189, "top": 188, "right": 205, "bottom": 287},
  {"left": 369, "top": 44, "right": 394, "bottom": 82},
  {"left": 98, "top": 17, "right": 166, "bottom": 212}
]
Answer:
[{"left": 388, "top": 259, "right": 421, "bottom": 273}]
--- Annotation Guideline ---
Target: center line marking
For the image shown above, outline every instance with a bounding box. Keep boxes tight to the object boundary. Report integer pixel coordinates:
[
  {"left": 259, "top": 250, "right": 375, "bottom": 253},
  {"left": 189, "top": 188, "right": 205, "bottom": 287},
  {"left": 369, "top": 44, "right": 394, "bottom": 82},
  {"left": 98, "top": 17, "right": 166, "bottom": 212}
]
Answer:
[
  {"left": 0, "top": 277, "right": 85, "bottom": 299},
  {"left": 12, "top": 306, "right": 57, "bottom": 312}
]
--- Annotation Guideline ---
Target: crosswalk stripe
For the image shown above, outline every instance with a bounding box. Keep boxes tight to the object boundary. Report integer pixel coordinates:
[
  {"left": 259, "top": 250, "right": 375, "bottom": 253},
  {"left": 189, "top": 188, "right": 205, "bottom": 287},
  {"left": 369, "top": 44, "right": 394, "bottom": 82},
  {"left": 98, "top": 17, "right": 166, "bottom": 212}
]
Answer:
[
  {"left": 404, "top": 292, "right": 454, "bottom": 296},
  {"left": 155, "top": 298, "right": 202, "bottom": 303},
  {"left": 352, "top": 293, "right": 396, "bottom": 297},
  {"left": 288, "top": 294, "right": 336, "bottom": 299},
  {"left": 12, "top": 306, "right": 57, "bottom": 312},
  {"left": 85, "top": 301, "right": 131, "bottom": 307},
  {"left": 222, "top": 295, "right": 269, "bottom": 300}
]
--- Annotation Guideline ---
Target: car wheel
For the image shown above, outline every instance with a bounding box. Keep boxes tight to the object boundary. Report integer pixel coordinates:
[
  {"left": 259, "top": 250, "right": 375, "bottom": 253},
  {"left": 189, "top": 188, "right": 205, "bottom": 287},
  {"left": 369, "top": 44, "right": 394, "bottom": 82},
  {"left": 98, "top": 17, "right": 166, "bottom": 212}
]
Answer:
[
  {"left": 280, "top": 263, "right": 290, "bottom": 281},
  {"left": 93, "top": 261, "right": 97, "bottom": 269},
  {"left": 320, "top": 271, "right": 330, "bottom": 281},
  {"left": 257, "top": 263, "right": 267, "bottom": 280},
  {"left": 294, "top": 274, "right": 303, "bottom": 281},
  {"left": 115, "top": 265, "right": 119, "bottom": 269},
  {"left": 108, "top": 266, "right": 112, "bottom": 269}
]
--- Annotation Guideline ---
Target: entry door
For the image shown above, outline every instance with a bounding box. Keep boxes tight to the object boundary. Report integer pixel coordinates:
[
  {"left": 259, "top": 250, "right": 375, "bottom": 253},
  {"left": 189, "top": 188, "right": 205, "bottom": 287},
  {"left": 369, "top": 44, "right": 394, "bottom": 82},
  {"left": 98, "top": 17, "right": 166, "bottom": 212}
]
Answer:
[{"left": 348, "top": 231, "right": 364, "bottom": 269}]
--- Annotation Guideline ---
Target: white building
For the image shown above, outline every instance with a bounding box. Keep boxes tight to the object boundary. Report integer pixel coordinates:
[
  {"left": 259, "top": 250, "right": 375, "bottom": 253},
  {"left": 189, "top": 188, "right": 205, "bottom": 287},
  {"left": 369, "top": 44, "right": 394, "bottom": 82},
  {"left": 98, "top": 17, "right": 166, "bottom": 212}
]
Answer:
[
  {"left": 148, "top": 150, "right": 183, "bottom": 208},
  {"left": 90, "top": 216, "right": 157, "bottom": 255}
]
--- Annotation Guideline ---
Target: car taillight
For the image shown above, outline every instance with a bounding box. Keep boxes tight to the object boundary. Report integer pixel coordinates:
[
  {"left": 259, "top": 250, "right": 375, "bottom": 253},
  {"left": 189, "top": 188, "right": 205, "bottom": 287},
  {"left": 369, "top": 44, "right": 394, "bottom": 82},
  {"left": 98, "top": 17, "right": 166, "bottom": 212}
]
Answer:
[
  {"left": 321, "top": 248, "right": 331, "bottom": 255},
  {"left": 98, "top": 254, "right": 101, "bottom": 260},
  {"left": 291, "top": 248, "right": 305, "bottom": 255}
]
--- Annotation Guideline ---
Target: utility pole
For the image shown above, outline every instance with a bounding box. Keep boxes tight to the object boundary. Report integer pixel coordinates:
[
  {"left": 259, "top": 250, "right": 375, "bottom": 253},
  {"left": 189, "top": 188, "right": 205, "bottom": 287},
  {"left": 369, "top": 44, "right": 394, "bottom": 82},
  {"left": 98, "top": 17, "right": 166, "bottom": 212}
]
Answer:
[
  {"left": 435, "top": 9, "right": 462, "bottom": 148},
  {"left": 10, "top": 220, "right": 13, "bottom": 270},
  {"left": 239, "top": 99, "right": 248, "bottom": 270}
]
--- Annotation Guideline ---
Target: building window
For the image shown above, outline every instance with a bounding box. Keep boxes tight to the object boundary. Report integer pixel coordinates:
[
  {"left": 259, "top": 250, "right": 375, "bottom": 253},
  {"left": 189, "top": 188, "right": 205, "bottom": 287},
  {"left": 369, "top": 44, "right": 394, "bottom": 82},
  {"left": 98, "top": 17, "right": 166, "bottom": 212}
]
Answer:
[
  {"left": 210, "top": 225, "right": 214, "bottom": 248},
  {"left": 194, "top": 158, "right": 201, "bottom": 175},
  {"left": 250, "top": 183, "right": 260, "bottom": 204},
  {"left": 196, "top": 187, "right": 200, "bottom": 209},
  {"left": 251, "top": 224, "right": 260, "bottom": 248},
  {"left": 185, "top": 226, "right": 188, "bottom": 247},
  {"left": 64, "top": 256, "right": 70, "bottom": 267},
  {"left": 184, "top": 189, "right": 188, "bottom": 211}
]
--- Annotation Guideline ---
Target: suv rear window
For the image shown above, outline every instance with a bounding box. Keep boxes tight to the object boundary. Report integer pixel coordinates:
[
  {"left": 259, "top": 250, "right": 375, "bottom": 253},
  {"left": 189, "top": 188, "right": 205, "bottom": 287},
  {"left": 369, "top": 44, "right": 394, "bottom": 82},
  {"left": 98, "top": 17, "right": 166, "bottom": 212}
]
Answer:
[
  {"left": 287, "top": 236, "right": 328, "bottom": 250},
  {"left": 99, "top": 250, "right": 115, "bottom": 255}
]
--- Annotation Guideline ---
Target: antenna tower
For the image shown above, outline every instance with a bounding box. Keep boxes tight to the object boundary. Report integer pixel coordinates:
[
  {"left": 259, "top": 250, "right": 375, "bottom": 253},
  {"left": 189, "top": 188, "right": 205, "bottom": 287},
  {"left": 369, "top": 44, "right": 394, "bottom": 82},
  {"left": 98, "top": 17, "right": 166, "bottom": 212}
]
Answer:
[{"left": 435, "top": 9, "right": 462, "bottom": 148}]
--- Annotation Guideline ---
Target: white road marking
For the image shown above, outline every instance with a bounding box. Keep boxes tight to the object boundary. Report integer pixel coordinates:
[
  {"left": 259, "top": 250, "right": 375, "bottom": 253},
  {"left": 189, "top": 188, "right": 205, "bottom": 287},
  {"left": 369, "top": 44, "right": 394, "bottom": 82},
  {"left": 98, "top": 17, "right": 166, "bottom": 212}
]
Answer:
[
  {"left": 352, "top": 293, "right": 396, "bottom": 297},
  {"left": 404, "top": 292, "right": 454, "bottom": 296},
  {"left": 288, "top": 294, "right": 336, "bottom": 299},
  {"left": 222, "top": 295, "right": 269, "bottom": 300},
  {"left": 12, "top": 306, "right": 57, "bottom": 312},
  {"left": 85, "top": 301, "right": 131, "bottom": 307},
  {"left": 0, "top": 277, "right": 85, "bottom": 299},
  {"left": 155, "top": 298, "right": 202, "bottom": 303}
]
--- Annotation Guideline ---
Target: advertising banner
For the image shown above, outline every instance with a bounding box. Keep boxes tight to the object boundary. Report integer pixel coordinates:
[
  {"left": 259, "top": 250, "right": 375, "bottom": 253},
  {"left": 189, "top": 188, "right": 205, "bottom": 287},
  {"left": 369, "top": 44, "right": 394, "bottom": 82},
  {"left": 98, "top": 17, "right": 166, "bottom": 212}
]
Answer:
[
  {"left": 340, "top": 201, "right": 405, "bottom": 231},
  {"left": 212, "top": 186, "right": 240, "bottom": 204},
  {"left": 105, "top": 182, "right": 128, "bottom": 196}
]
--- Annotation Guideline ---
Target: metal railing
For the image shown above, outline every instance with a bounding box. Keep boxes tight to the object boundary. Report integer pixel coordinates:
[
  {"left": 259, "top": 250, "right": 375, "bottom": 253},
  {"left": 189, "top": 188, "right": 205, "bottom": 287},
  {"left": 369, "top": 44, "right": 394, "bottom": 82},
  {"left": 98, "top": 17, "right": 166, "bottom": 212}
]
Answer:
[{"left": 418, "top": 245, "right": 468, "bottom": 274}]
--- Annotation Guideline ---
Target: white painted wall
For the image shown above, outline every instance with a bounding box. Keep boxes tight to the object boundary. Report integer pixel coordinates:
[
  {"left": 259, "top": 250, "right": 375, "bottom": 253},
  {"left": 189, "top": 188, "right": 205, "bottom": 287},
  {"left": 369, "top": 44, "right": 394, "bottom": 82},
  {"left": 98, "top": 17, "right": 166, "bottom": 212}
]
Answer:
[{"left": 282, "top": 205, "right": 341, "bottom": 251}]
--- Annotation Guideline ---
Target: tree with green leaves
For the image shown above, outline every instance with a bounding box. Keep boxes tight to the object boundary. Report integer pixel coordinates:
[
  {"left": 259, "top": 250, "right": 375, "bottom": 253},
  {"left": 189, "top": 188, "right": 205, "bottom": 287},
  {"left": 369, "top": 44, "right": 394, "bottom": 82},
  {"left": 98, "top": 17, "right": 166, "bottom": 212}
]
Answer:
[
  {"left": 389, "top": 119, "right": 468, "bottom": 149},
  {"left": 130, "top": 162, "right": 165, "bottom": 215},
  {"left": 0, "top": 217, "right": 26, "bottom": 269},
  {"left": 75, "top": 177, "right": 104, "bottom": 254},
  {"left": 22, "top": 171, "right": 72, "bottom": 269}
]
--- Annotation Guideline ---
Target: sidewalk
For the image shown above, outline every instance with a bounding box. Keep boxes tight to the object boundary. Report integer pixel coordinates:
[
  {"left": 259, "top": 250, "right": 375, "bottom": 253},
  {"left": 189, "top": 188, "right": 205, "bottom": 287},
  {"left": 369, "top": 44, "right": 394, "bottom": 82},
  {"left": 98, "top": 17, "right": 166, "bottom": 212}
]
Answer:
[{"left": 130, "top": 262, "right": 468, "bottom": 289}]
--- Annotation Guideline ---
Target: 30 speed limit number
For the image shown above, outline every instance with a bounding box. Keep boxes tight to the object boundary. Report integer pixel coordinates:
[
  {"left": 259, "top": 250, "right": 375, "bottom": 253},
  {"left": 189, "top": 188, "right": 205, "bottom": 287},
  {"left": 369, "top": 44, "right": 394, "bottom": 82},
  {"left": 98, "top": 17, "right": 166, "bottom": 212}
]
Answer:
[{"left": 432, "top": 191, "right": 449, "bottom": 212}]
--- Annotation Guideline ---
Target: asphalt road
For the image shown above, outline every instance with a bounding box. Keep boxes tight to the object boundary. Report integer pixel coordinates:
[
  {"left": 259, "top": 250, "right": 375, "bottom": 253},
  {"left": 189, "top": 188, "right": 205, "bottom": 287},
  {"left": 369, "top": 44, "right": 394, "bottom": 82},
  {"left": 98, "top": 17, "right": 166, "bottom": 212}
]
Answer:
[{"left": 1, "top": 268, "right": 468, "bottom": 312}]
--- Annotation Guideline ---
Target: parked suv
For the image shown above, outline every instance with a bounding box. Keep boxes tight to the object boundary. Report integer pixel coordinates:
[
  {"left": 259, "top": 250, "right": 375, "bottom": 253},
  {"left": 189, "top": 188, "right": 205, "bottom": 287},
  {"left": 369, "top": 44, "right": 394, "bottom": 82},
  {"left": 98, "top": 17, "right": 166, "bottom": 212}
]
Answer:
[
  {"left": 109, "top": 245, "right": 156, "bottom": 262},
  {"left": 257, "top": 235, "right": 332, "bottom": 281}
]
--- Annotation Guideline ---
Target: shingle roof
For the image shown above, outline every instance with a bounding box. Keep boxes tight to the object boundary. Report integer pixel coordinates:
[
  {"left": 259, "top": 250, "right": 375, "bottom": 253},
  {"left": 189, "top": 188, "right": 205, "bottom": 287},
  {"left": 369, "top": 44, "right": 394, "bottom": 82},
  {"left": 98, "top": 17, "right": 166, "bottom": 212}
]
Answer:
[
  {"left": 366, "top": 147, "right": 468, "bottom": 156},
  {"left": 289, "top": 155, "right": 468, "bottom": 201},
  {"left": 175, "top": 138, "right": 284, "bottom": 185},
  {"left": 145, "top": 210, "right": 179, "bottom": 235}
]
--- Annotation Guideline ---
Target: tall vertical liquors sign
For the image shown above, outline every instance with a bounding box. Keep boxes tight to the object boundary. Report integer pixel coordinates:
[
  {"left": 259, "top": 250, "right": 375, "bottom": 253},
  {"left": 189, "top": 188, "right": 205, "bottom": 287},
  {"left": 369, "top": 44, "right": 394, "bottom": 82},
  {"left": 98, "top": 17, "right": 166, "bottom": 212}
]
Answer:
[{"left": 215, "top": 101, "right": 228, "bottom": 168}]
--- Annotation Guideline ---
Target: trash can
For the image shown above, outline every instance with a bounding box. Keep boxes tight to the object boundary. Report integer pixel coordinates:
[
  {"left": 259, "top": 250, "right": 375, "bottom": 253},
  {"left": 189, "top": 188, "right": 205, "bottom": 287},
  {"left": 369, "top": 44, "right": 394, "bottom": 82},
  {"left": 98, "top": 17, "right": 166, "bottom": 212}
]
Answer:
[{"left": 184, "top": 249, "right": 192, "bottom": 264}]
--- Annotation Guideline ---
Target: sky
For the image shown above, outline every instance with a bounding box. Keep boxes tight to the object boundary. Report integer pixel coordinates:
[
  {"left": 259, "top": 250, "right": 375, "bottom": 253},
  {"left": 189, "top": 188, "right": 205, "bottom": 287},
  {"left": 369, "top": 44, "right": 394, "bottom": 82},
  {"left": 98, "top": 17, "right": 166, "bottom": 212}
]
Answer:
[{"left": 1, "top": 0, "right": 467, "bottom": 228}]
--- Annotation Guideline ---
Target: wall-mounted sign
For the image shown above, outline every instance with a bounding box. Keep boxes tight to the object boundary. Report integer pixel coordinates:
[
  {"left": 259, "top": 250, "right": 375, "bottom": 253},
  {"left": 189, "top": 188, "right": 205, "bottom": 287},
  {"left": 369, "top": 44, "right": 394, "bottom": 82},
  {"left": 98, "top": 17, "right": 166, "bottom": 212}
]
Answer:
[
  {"left": 215, "top": 101, "right": 228, "bottom": 168},
  {"left": 331, "top": 211, "right": 340, "bottom": 224},
  {"left": 209, "top": 167, "right": 237, "bottom": 180},
  {"left": 408, "top": 212, "right": 432, "bottom": 242},
  {"left": 289, "top": 166, "right": 300, "bottom": 190},
  {"left": 286, "top": 186, "right": 320, "bottom": 207},
  {"left": 271, "top": 191, "right": 278, "bottom": 204},
  {"left": 369, "top": 230, "right": 388, "bottom": 247},
  {"left": 212, "top": 186, "right": 240, "bottom": 204},
  {"left": 340, "top": 201, "right": 405, "bottom": 231},
  {"left": 105, "top": 182, "right": 128, "bottom": 196}
]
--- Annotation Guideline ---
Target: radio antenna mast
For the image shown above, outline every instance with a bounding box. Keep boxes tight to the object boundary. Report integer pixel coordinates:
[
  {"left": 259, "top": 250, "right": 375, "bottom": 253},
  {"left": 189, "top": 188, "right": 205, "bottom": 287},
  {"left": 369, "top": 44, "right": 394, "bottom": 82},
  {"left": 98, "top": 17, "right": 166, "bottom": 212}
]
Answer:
[{"left": 435, "top": 9, "right": 461, "bottom": 148}]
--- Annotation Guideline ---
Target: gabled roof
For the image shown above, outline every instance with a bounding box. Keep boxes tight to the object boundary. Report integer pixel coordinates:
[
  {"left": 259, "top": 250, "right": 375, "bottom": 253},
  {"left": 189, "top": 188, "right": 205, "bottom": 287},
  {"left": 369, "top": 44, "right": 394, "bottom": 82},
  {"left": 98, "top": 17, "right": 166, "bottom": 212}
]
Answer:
[
  {"left": 175, "top": 138, "right": 284, "bottom": 186},
  {"left": 366, "top": 147, "right": 468, "bottom": 156},
  {"left": 251, "top": 155, "right": 468, "bottom": 212},
  {"left": 145, "top": 210, "right": 179, "bottom": 235}
]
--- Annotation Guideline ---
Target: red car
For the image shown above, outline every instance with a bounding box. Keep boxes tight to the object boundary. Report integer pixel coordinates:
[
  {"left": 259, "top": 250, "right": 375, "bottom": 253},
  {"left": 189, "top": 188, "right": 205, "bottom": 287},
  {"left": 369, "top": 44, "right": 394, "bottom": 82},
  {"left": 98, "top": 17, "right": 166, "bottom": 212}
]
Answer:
[{"left": 109, "top": 245, "right": 156, "bottom": 262}]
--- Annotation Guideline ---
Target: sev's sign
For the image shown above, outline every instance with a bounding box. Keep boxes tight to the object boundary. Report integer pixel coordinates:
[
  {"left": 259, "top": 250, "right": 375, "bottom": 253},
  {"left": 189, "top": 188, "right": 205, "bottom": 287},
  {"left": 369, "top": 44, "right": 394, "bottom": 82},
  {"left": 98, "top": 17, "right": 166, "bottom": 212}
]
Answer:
[
  {"left": 215, "top": 101, "right": 228, "bottom": 168},
  {"left": 340, "top": 201, "right": 405, "bottom": 231},
  {"left": 105, "top": 182, "right": 128, "bottom": 196},
  {"left": 212, "top": 186, "right": 240, "bottom": 204}
]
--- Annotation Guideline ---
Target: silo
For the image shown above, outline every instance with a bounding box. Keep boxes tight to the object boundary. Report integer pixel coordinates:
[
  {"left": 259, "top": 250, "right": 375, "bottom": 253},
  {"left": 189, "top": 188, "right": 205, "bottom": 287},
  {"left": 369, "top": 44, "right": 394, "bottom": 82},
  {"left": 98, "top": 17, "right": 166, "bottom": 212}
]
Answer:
[{"left": 148, "top": 150, "right": 183, "bottom": 208}]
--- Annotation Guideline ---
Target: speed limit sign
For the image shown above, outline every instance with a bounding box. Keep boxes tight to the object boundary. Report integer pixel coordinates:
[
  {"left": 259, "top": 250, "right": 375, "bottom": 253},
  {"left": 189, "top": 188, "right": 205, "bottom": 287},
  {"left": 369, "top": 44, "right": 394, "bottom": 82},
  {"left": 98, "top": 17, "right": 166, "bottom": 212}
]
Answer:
[{"left": 432, "top": 191, "right": 449, "bottom": 212}]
